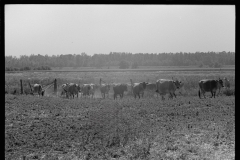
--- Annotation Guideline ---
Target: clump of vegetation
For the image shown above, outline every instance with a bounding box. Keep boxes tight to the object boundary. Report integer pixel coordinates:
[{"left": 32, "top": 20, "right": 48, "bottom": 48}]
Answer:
[
  {"left": 131, "top": 62, "right": 139, "bottom": 69},
  {"left": 223, "top": 88, "right": 235, "bottom": 96},
  {"left": 119, "top": 60, "right": 129, "bottom": 69},
  {"left": 198, "top": 63, "right": 204, "bottom": 68},
  {"left": 214, "top": 62, "right": 222, "bottom": 68},
  {"left": 5, "top": 66, "right": 51, "bottom": 71}
]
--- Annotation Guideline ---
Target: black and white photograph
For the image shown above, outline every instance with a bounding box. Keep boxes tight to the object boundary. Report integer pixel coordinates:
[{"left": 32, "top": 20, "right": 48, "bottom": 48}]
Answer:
[{"left": 5, "top": 5, "right": 235, "bottom": 160}]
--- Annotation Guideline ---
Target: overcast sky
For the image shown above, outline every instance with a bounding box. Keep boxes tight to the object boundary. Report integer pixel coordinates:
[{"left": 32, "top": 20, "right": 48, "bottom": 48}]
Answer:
[{"left": 5, "top": 5, "right": 235, "bottom": 57}]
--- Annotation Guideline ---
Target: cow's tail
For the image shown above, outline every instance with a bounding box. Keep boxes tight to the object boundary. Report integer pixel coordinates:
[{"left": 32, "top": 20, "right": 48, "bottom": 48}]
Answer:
[{"left": 198, "top": 89, "right": 201, "bottom": 99}]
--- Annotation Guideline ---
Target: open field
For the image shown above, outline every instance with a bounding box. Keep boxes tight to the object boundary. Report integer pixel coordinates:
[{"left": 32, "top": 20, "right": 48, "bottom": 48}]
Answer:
[
  {"left": 5, "top": 95, "right": 235, "bottom": 160},
  {"left": 5, "top": 70, "right": 235, "bottom": 159}
]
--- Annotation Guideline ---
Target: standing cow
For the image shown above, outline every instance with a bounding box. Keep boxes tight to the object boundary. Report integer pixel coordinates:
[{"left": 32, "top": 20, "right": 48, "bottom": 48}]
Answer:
[
  {"left": 61, "top": 83, "right": 69, "bottom": 97},
  {"left": 68, "top": 83, "right": 81, "bottom": 99},
  {"left": 155, "top": 79, "right": 181, "bottom": 100},
  {"left": 130, "top": 79, "right": 148, "bottom": 99},
  {"left": 81, "top": 84, "right": 96, "bottom": 98},
  {"left": 198, "top": 79, "right": 224, "bottom": 99},
  {"left": 113, "top": 83, "right": 128, "bottom": 100},
  {"left": 61, "top": 83, "right": 80, "bottom": 99},
  {"left": 33, "top": 84, "right": 44, "bottom": 96},
  {"left": 100, "top": 79, "right": 111, "bottom": 98}
]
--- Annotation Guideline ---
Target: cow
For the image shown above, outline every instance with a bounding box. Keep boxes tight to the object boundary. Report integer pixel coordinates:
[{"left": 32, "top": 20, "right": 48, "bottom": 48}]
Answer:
[
  {"left": 146, "top": 83, "right": 156, "bottom": 90},
  {"left": 68, "top": 83, "right": 81, "bottom": 99},
  {"left": 81, "top": 84, "right": 96, "bottom": 98},
  {"left": 198, "top": 79, "right": 224, "bottom": 99},
  {"left": 61, "top": 83, "right": 69, "bottom": 97},
  {"left": 113, "top": 83, "right": 128, "bottom": 100},
  {"left": 61, "top": 83, "right": 80, "bottom": 99},
  {"left": 99, "top": 79, "right": 111, "bottom": 98},
  {"left": 33, "top": 84, "right": 44, "bottom": 96},
  {"left": 89, "top": 84, "right": 96, "bottom": 98},
  {"left": 130, "top": 79, "right": 148, "bottom": 99},
  {"left": 177, "top": 81, "right": 184, "bottom": 95},
  {"left": 155, "top": 79, "right": 181, "bottom": 100}
]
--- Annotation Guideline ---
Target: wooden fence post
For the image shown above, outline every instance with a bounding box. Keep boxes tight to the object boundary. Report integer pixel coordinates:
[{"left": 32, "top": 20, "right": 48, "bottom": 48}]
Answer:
[
  {"left": 20, "top": 79, "right": 23, "bottom": 94},
  {"left": 54, "top": 79, "right": 57, "bottom": 94},
  {"left": 28, "top": 82, "right": 32, "bottom": 93}
]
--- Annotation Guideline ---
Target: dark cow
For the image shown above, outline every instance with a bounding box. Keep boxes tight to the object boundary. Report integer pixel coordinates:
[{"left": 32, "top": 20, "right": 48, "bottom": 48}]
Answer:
[
  {"left": 155, "top": 79, "right": 181, "bottom": 100},
  {"left": 61, "top": 83, "right": 80, "bottom": 99},
  {"left": 113, "top": 83, "right": 128, "bottom": 100},
  {"left": 198, "top": 79, "right": 224, "bottom": 99},
  {"left": 33, "top": 84, "right": 44, "bottom": 96},
  {"left": 130, "top": 79, "right": 148, "bottom": 99},
  {"left": 68, "top": 83, "right": 81, "bottom": 98},
  {"left": 100, "top": 79, "right": 110, "bottom": 98}
]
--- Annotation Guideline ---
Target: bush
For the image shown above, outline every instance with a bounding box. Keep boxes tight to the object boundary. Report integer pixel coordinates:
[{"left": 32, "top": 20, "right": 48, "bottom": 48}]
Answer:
[
  {"left": 119, "top": 60, "right": 129, "bottom": 69},
  {"left": 132, "top": 62, "right": 139, "bottom": 69},
  {"left": 214, "top": 62, "right": 222, "bottom": 68},
  {"left": 223, "top": 88, "right": 234, "bottom": 96},
  {"left": 198, "top": 63, "right": 204, "bottom": 68},
  {"left": 33, "top": 66, "right": 51, "bottom": 70},
  {"left": 23, "top": 66, "right": 31, "bottom": 70}
]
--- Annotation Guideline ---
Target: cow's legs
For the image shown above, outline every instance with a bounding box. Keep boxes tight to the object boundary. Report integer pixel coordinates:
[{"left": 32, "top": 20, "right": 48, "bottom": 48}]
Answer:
[
  {"left": 172, "top": 92, "right": 176, "bottom": 98},
  {"left": 210, "top": 91, "right": 213, "bottom": 98},
  {"left": 213, "top": 91, "right": 216, "bottom": 98},
  {"left": 201, "top": 90, "right": 206, "bottom": 99},
  {"left": 198, "top": 90, "right": 201, "bottom": 99}
]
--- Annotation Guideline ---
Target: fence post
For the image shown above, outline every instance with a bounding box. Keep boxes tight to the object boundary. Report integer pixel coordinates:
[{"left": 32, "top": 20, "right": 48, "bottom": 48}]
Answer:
[
  {"left": 20, "top": 79, "right": 23, "bottom": 94},
  {"left": 54, "top": 79, "right": 57, "bottom": 94},
  {"left": 28, "top": 82, "right": 32, "bottom": 93}
]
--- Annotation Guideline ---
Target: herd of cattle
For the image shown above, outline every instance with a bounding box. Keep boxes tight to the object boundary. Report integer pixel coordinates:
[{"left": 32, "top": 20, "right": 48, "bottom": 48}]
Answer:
[{"left": 27, "top": 77, "right": 231, "bottom": 100}]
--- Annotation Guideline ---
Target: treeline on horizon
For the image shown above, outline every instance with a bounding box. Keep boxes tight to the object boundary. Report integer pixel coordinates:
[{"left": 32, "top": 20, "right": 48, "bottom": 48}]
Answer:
[{"left": 5, "top": 51, "right": 235, "bottom": 71}]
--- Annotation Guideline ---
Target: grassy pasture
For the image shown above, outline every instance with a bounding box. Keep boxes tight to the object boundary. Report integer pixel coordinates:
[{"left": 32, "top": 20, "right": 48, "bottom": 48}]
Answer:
[{"left": 5, "top": 70, "right": 235, "bottom": 97}]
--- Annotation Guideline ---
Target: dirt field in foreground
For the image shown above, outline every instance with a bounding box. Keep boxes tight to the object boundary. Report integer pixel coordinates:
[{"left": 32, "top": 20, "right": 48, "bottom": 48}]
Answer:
[{"left": 5, "top": 94, "right": 235, "bottom": 160}]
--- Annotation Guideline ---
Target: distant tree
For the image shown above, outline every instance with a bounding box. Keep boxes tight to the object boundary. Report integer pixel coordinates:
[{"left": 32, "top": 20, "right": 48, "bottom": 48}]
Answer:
[
  {"left": 214, "top": 62, "right": 222, "bottom": 68},
  {"left": 208, "top": 63, "right": 214, "bottom": 68},
  {"left": 119, "top": 60, "right": 129, "bottom": 69},
  {"left": 131, "top": 62, "right": 139, "bottom": 69},
  {"left": 198, "top": 63, "right": 204, "bottom": 68}
]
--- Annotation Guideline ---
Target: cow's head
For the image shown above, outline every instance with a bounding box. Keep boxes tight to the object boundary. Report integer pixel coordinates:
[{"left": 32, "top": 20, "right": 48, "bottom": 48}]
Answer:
[
  {"left": 77, "top": 85, "right": 81, "bottom": 92},
  {"left": 41, "top": 90, "right": 45, "bottom": 96},
  {"left": 141, "top": 82, "right": 148, "bottom": 89},
  {"left": 122, "top": 84, "right": 128, "bottom": 91},
  {"left": 106, "top": 84, "right": 111, "bottom": 91},
  {"left": 173, "top": 80, "right": 181, "bottom": 89},
  {"left": 218, "top": 78, "right": 224, "bottom": 88}
]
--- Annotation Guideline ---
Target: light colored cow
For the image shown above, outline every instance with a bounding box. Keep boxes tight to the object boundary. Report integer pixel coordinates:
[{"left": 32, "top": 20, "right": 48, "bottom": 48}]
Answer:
[
  {"left": 33, "top": 84, "right": 44, "bottom": 96},
  {"left": 130, "top": 79, "right": 148, "bottom": 99},
  {"left": 155, "top": 79, "right": 181, "bottom": 100}
]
